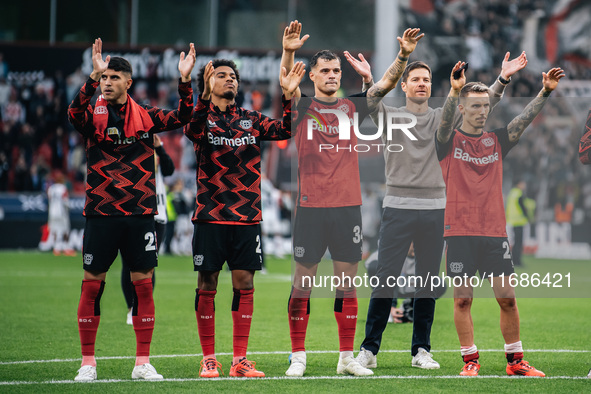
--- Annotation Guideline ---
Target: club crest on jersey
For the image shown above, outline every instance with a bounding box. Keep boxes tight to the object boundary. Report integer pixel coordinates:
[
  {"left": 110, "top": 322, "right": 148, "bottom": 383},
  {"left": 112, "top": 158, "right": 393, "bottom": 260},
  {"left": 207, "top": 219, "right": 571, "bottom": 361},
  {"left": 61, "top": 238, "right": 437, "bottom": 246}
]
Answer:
[
  {"left": 84, "top": 253, "right": 93, "bottom": 265},
  {"left": 294, "top": 246, "right": 305, "bottom": 258},
  {"left": 337, "top": 104, "right": 349, "bottom": 114},
  {"left": 239, "top": 119, "right": 253, "bottom": 130},
  {"left": 194, "top": 254, "right": 204, "bottom": 266},
  {"left": 449, "top": 262, "right": 464, "bottom": 273},
  {"left": 94, "top": 106, "right": 108, "bottom": 115},
  {"left": 482, "top": 137, "right": 495, "bottom": 147}
]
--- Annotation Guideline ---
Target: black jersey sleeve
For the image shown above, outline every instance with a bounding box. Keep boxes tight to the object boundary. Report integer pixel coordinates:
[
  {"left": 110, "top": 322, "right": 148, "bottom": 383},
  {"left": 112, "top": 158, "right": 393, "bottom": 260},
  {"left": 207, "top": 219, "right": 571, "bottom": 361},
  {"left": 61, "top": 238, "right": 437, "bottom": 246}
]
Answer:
[
  {"left": 492, "top": 127, "right": 518, "bottom": 158},
  {"left": 435, "top": 129, "right": 456, "bottom": 161}
]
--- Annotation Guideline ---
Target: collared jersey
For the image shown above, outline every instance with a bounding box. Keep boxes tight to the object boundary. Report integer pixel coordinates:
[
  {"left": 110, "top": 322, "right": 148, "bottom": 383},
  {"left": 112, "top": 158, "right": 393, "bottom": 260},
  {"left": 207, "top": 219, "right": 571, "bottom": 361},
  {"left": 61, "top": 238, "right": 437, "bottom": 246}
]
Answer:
[
  {"left": 436, "top": 127, "right": 516, "bottom": 237},
  {"left": 184, "top": 95, "right": 294, "bottom": 223},
  {"left": 294, "top": 92, "right": 370, "bottom": 208},
  {"left": 68, "top": 77, "right": 193, "bottom": 216}
]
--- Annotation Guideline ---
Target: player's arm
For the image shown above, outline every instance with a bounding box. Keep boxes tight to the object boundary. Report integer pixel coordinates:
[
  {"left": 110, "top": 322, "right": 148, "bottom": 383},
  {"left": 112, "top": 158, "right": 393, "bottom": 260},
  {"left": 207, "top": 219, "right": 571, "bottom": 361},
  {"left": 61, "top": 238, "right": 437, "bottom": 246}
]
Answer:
[
  {"left": 437, "top": 61, "right": 466, "bottom": 144},
  {"left": 579, "top": 109, "right": 591, "bottom": 164},
  {"left": 488, "top": 51, "right": 528, "bottom": 109},
  {"left": 147, "top": 43, "right": 196, "bottom": 131},
  {"left": 68, "top": 38, "right": 110, "bottom": 134},
  {"left": 506, "top": 67, "right": 565, "bottom": 142},
  {"left": 344, "top": 51, "right": 374, "bottom": 91},
  {"left": 258, "top": 63, "right": 305, "bottom": 141},
  {"left": 183, "top": 61, "right": 214, "bottom": 143},
  {"left": 154, "top": 134, "right": 175, "bottom": 176},
  {"left": 365, "top": 28, "right": 424, "bottom": 111},
  {"left": 280, "top": 20, "right": 309, "bottom": 100}
]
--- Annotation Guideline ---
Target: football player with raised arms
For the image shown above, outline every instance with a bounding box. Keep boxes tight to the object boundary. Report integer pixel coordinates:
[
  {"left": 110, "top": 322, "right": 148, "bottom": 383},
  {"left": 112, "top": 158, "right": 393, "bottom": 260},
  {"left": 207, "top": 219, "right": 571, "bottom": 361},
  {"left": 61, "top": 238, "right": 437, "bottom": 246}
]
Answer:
[{"left": 436, "top": 60, "right": 564, "bottom": 377}]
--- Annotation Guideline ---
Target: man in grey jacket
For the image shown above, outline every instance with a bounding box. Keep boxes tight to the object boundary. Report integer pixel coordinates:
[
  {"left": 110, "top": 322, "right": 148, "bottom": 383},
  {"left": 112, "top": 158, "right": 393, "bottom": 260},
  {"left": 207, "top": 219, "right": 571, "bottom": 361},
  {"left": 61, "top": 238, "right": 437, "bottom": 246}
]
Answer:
[{"left": 345, "top": 50, "right": 527, "bottom": 370}]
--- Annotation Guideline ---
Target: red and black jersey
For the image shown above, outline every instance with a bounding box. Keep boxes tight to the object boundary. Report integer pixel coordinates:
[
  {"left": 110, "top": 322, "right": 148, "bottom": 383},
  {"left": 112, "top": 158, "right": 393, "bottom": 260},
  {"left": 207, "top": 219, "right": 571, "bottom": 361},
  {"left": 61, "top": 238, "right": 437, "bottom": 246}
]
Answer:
[
  {"left": 294, "top": 93, "right": 370, "bottom": 208},
  {"left": 579, "top": 109, "right": 591, "bottom": 164},
  {"left": 436, "top": 127, "right": 516, "bottom": 237},
  {"left": 184, "top": 95, "right": 294, "bottom": 223},
  {"left": 68, "top": 77, "right": 193, "bottom": 216}
]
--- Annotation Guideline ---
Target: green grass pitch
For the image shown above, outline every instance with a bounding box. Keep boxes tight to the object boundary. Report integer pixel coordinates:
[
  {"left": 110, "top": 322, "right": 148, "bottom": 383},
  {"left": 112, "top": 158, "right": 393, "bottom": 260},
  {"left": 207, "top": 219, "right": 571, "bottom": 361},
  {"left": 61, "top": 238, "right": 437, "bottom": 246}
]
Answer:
[{"left": 0, "top": 251, "right": 589, "bottom": 392}]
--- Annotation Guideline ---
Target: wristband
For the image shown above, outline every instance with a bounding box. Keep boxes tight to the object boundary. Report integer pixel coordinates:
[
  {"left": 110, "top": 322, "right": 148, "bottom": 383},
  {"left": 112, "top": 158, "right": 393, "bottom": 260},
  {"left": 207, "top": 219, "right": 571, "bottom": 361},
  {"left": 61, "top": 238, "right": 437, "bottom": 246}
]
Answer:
[{"left": 498, "top": 75, "right": 511, "bottom": 85}]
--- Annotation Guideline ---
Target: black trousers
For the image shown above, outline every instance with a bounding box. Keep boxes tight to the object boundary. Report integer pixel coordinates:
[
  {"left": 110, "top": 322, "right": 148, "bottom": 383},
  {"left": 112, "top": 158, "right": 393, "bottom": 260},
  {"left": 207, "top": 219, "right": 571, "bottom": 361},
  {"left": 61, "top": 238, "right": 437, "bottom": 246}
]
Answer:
[{"left": 361, "top": 208, "right": 444, "bottom": 356}]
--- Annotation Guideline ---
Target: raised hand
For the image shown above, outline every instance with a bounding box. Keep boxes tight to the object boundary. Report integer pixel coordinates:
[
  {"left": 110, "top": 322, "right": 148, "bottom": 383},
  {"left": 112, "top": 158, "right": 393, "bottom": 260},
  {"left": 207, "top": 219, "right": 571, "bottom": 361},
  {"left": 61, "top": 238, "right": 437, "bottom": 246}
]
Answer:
[
  {"left": 280, "top": 61, "right": 306, "bottom": 100},
  {"left": 344, "top": 51, "right": 372, "bottom": 83},
  {"left": 500, "top": 51, "right": 527, "bottom": 80},
  {"left": 178, "top": 42, "right": 196, "bottom": 82},
  {"left": 450, "top": 61, "right": 467, "bottom": 92},
  {"left": 283, "top": 20, "right": 309, "bottom": 52},
  {"left": 542, "top": 67, "right": 565, "bottom": 92},
  {"left": 91, "top": 38, "right": 110, "bottom": 80},
  {"left": 201, "top": 61, "right": 215, "bottom": 100},
  {"left": 398, "top": 28, "right": 424, "bottom": 57}
]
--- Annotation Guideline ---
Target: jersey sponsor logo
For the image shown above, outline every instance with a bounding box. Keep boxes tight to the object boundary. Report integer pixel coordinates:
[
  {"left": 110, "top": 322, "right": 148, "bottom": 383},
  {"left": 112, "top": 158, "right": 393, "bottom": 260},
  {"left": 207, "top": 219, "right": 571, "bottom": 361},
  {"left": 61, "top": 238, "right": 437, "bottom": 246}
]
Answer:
[
  {"left": 194, "top": 254, "right": 204, "bottom": 266},
  {"left": 83, "top": 253, "right": 93, "bottom": 265},
  {"left": 111, "top": 131, "right": 151, "bottom": 145},
  {"left": 453, "top": 147, "right": 499, "bottom": 165},
  {"left": 482, "top": 137, "right": 495, "bottom": 147},
  {"left": 294, "top": 246, "right": 305, "bottom": 258},
  {"left": 94, "top": 106, "right": 108, "bottom": 115},
  {"left": 239, "top": 119, "right": 253, "bottom": 130},
  {"left": 449, "top": 261, "right": 464, "bottom": 273},
  {"left": 207, "top": 132, "right": 256, "bottom": 147}
]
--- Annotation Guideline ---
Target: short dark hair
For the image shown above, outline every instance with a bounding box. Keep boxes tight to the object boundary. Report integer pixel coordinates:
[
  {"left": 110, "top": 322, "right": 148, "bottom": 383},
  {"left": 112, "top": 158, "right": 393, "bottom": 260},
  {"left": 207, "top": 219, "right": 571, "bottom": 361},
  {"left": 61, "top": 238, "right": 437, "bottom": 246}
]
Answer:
[
  {"left": 310, "top": 50, "right": 340, "bottom": 69},
  {"left": 197, "top": 59, "right": 240, "bottom": 93},
  {"left": 459, "top": 81, "right": 490, "bottom": 102},
  {"left": 401, "top": 61, "right": 431, "bottom": 83},
  {"left": 108, "top": 57, "right": 133, "bottom": 76}
]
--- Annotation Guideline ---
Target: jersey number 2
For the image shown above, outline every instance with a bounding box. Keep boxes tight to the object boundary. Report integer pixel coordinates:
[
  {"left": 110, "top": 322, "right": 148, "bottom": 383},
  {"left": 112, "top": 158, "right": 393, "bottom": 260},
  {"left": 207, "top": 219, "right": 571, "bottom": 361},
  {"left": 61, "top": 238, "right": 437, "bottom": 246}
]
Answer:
[{"left": 145, "top": 232, "right": 157, "bottom": 251}]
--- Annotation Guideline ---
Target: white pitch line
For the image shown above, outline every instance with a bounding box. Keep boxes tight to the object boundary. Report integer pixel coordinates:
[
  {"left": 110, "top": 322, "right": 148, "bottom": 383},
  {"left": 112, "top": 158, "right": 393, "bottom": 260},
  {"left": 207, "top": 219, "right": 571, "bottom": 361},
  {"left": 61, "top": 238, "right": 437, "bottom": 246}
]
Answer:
[
  {"left": 0, "top": 349, "right": 589, "bottom": 366},
  {"left": 0, "top": 375, "right": 589, "bottom": 386}
]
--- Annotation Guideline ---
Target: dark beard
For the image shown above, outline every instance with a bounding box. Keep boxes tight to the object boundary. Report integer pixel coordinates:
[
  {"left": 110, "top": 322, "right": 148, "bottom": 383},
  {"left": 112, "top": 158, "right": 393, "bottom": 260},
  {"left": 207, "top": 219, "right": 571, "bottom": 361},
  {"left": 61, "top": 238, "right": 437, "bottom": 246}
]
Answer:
[{"left": 222, "top": 90, "right": 236, "bottom": 100}]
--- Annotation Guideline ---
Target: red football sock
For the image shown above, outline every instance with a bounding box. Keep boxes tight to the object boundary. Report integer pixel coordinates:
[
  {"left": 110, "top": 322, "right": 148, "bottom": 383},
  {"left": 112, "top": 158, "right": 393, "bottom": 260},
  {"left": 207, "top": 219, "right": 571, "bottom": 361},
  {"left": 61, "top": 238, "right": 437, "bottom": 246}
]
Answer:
[
  {"left": 195, "top": 289, "right": 216, "bottom": 357},
  {"left": 288, "top": 287, "right": 311, "bottom": 353},
  {"left": 334, "top": 289, "right": 357, "bottom": 352},
  {"left": 77, "top": 280, "right": 105, "bottom": 362},
  {"left": 132, "top": 278, "right": 155, "bottom": 363},
  {"left": 231, "top": 288, "right": 254, "bottom": 358}
]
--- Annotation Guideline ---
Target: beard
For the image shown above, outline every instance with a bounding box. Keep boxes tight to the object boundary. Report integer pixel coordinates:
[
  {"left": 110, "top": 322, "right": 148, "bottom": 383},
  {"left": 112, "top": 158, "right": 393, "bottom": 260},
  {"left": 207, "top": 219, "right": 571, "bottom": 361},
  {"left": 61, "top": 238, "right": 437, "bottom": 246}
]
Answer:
[{"left": 222, "top": 90, "right": 236, "bottom": 100}]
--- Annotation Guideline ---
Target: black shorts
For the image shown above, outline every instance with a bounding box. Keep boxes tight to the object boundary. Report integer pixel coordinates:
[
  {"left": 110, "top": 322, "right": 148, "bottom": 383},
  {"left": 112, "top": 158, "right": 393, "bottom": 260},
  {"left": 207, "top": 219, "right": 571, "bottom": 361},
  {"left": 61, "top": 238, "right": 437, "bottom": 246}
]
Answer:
[
  {"left": 191, "top": 222, "right": 263, "bottom": 272},
  {"left": 445, "top": 236, "right": 514, "bottom": 278},
  {"left": 292, "top": 206, "right": 363, "bottom": 264},
  {"left": 82, "top": 215, "right": 158, "bottom": 273}
]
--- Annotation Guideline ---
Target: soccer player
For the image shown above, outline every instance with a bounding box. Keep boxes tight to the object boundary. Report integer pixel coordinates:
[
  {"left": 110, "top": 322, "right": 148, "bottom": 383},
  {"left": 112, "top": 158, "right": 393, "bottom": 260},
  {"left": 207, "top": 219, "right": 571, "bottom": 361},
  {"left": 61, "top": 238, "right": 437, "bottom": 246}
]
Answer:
[
  {"left": 280, "top": 20, "right": 423, "bottom": 377},
  {"left": 68, "top": 38, "right": 196, "bottom": 381},
  {"left": 121, "top": 134, "right": 175, "bottom": 325},
  {"left": 46, "top": 171, "right": 75, "bottom": 256},
  {"left": 347, "top": 51, "right": 527, "bottom": 370},
  {"left": 184, "top": 58, "right": 305, "bottom": 378},
  {"left": 436, "top": 61, "right": 564, "bottom": 377}
]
